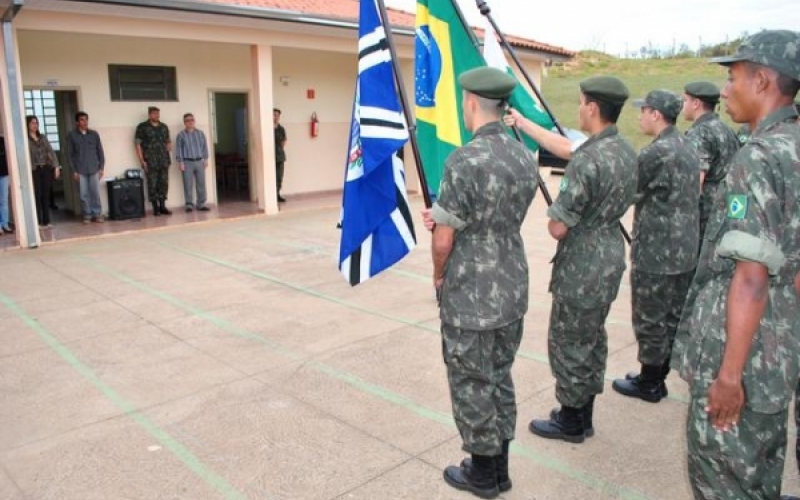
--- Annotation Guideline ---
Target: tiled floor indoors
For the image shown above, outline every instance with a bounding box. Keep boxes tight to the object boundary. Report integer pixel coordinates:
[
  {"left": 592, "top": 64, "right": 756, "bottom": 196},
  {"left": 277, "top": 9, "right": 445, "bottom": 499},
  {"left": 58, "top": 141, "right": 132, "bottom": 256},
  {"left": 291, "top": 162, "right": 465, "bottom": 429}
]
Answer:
[{"left": 0, "top": 170, "right": 798, "bottom": 500}]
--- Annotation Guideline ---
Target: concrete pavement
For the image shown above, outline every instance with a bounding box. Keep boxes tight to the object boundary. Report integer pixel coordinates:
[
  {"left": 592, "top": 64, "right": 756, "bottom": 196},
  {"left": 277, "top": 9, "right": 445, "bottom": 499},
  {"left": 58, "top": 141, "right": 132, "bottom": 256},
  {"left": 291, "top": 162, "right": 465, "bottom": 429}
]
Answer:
[{"left": 1, "top": 173, "right": 797, "bottom": 500}]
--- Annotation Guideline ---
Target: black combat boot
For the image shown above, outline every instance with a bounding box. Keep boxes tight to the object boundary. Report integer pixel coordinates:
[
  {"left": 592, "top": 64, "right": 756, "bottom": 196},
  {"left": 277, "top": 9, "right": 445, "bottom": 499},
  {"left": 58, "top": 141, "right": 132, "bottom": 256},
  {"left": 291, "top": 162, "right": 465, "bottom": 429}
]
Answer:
[
  {"left": 444, "top": 454, "right": 499, "bottom": 499},
  {"left": 529, "top": 406, "right": 584, "bottom": 443},
  {"left": 613, "top": 364, "right": 666, "bottom": 402},
  {"left": 549, "top": 395, "right": 595, "bottom": 438},
  {"left": 152, "top": 201, "right": 161, "bottom": 216},
  {"left": 159, "top": 200, "right": 172, "bottom": 215},
  {"left": 460, "top": 439, "right": 512, "bottom": 492}
]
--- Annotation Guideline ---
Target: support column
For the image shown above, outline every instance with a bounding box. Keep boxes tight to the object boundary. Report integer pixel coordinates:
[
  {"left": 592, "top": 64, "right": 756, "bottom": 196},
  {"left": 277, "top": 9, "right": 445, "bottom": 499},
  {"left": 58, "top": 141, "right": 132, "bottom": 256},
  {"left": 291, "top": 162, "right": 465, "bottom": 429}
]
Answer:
[
  {"left": 0, "top": 19, "right": 39, "bottom": 248},
  {"left": 249, "top": 44, "right": 278, "bottom": 215}
]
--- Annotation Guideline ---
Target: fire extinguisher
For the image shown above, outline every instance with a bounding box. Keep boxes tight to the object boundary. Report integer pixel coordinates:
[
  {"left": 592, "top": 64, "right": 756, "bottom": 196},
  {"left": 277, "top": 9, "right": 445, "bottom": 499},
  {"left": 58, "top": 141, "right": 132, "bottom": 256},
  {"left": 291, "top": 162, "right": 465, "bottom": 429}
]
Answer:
[{"left": 310, "top": 112, "right": 319, "bottom": 138}]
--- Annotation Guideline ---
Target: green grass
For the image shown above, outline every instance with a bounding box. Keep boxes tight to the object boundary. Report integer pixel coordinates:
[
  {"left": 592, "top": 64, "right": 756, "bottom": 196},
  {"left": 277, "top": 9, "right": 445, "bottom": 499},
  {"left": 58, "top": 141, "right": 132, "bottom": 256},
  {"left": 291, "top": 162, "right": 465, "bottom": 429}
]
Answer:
[{"left": 539, "top": 52, "right": 736, "bottom": 150}]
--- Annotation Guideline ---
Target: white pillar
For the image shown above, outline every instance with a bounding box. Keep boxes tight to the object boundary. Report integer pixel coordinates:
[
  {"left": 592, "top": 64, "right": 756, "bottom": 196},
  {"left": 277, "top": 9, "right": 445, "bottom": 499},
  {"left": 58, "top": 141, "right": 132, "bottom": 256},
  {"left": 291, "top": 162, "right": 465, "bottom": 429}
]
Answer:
[
  {"left": 0, "top": 21, "right": 40, "bottom": 248},
  {"left": 249, "top": 44, "right": 278, "bottom": 215}
]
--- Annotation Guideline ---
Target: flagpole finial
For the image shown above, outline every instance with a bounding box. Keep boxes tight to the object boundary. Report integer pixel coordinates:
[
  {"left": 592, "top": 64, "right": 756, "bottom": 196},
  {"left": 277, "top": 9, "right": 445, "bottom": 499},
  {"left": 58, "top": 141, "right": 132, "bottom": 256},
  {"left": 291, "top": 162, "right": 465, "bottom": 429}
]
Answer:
[{"left": 476, "top": 0, "right": 490, "bottom": 15}]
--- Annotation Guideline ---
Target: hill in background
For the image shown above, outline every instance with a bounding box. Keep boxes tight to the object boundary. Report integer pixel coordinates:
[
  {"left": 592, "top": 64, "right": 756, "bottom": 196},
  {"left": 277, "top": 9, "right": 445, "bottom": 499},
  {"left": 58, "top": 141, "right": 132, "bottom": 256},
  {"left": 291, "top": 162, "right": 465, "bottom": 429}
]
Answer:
[{"left": 539, "top": 51, "right": 737, "bottom": 151}]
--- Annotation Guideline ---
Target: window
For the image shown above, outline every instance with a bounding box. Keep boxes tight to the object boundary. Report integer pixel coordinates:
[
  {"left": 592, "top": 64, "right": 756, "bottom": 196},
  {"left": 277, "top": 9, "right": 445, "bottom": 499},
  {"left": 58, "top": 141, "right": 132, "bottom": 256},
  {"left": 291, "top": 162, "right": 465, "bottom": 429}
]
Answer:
[
  {"left": 108, "top": 64, "right": 178, "bottom": 101},
  {"left": 23, "top": 89, "right": 60, "bottom": 151}
]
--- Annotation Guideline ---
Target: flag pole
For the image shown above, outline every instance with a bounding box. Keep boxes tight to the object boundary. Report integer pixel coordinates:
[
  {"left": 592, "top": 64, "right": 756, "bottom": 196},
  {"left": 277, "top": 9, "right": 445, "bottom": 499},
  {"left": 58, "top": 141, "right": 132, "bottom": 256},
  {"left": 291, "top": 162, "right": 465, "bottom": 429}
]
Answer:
[
  {"left": 375, "top": 0, "right": 433, "bottom": 209},
  {"left": 455, "top": 0, "right": 632, "bottom": 244},
  {"left": 474, "top": 0, "right": 567, "bottom": 137},
  {"left": 446, "top": 0, "right": 554, "bottom": 206}
]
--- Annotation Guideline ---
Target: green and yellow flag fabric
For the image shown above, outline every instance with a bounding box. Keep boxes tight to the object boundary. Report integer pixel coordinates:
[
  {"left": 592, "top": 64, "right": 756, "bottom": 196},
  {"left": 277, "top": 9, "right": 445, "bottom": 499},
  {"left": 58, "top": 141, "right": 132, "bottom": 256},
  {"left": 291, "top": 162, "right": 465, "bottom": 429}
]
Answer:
[{"left": 414, "top": 0, "right": 554, "bottom": 197}]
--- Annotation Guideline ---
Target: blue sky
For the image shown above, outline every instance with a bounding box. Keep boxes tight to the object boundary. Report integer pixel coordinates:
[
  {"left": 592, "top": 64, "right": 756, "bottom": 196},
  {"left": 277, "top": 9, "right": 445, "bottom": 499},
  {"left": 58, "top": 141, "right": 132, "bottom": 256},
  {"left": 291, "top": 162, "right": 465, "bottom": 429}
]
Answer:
[{"left": 385, "top": 0, "right": 800, "bottom": 56}]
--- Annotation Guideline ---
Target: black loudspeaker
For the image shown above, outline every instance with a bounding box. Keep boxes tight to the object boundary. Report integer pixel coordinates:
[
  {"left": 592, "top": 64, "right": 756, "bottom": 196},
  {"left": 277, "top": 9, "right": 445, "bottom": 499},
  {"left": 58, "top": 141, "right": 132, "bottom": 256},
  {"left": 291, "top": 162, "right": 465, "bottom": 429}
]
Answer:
[{"left": 107, "top": 179, "right": 145, "bottom": 220}]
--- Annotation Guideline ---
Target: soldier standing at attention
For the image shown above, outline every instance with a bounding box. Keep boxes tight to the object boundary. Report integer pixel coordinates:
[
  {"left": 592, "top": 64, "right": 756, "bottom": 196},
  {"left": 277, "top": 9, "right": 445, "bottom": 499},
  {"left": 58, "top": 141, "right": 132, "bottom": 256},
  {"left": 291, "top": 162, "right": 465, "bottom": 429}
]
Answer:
[
  {"left": 135, "top": 106, "right": 172, "bottom": 216},
  {"left": 520, "top": 76, "right": 637, "bottom": 443},
  {"left": 611, "top": 89, "right": 700, "bottom": 402},
  {"left": 670, "top": 30, "right": 800, "bottom": 500},
  {"left": 681, "top": 81, "right": 740, "bottom": 240},
  {"left": 425, "top": 66, "right": 537, "bottom": 499}
]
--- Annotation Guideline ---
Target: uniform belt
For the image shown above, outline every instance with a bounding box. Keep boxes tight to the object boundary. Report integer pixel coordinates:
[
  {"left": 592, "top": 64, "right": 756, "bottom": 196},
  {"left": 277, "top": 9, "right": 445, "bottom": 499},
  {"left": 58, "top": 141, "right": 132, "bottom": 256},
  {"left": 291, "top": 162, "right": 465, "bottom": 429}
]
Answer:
[{"left": 184, "top": 157, "right": 203, "bottom": 162}]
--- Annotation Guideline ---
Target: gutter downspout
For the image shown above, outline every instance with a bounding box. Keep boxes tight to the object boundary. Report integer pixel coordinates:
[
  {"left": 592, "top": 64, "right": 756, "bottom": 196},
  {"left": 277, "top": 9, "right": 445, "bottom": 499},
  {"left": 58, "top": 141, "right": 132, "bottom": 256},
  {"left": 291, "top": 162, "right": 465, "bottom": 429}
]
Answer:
[{"left": 2, "top": 0, "right": 38, "bottom": 248}]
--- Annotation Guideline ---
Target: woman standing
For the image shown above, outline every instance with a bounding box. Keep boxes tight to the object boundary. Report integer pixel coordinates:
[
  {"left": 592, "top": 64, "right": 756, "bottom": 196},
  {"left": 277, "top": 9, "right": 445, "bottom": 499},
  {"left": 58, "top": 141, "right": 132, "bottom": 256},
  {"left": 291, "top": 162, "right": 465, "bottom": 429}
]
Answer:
[{"left": 27, "top": 115, "right": 60, "bottom": 228}]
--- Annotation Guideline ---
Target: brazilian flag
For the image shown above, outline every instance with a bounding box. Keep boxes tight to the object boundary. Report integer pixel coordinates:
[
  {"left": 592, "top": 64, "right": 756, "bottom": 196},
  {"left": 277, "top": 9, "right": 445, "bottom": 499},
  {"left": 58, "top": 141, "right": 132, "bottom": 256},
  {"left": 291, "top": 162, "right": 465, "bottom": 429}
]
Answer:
[{"left": 414, "top": 0, "right": 554, "bottom": 196}]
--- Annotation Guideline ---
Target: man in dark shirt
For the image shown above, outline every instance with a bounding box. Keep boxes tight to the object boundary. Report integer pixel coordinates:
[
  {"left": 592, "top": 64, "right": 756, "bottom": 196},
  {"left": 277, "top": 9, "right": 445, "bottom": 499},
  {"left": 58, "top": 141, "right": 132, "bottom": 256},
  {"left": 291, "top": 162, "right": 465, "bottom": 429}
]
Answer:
[{"left": 67, "top": 111, "right": 106, "bottom": 223}]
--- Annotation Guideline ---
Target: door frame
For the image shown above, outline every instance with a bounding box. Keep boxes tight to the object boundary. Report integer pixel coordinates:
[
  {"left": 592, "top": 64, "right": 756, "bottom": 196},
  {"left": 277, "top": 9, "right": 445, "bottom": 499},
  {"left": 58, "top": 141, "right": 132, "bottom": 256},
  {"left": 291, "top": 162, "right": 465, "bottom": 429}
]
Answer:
[{"left": 208, "top": 88, "right": 251, "bottom": 203}]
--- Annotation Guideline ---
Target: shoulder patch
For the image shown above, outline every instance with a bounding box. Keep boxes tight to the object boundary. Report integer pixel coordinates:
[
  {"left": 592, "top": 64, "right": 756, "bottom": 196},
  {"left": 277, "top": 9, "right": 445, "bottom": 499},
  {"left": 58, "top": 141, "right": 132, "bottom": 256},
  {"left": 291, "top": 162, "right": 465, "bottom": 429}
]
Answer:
[
  {"left": 727, "top": 194, "right": 748, "bottom": 219},
  {"left": 559, "top": 177, "right": 569, "bottom": 192}
]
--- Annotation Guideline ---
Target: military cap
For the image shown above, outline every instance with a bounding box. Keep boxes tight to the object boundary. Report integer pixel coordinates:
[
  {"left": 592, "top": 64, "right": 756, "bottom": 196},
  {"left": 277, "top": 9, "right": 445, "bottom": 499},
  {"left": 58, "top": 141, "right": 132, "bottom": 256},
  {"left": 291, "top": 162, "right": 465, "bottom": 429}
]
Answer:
[
  {"left": 632, "top": 89, "right": 683, "bottom": 119},
  {"left": 710, "top": 29, "right": 800, "bottom": 81},
  {"left": 684, "top": 81, "right": 720, "bottom": 102},
  {"left": 458, "top": 67, "right": 517, "bottom": 99},
  {"left": 579, "top": 76, "right": 630, "bottom": 105}
]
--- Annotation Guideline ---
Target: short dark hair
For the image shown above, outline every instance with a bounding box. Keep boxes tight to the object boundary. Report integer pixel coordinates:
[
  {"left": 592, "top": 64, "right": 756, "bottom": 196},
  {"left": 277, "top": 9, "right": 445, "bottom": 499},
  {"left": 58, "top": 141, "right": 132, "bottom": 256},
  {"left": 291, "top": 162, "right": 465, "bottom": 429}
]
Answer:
[
  {"left": 776, "top": 73, "right": 800, "bottom": 99},
  {"left": 273, "top": 108, "right": 281, "bottom": 114},
  {"left": 698, "top": 99, "right": 718, "bottom": 112},
  {"left": 75, "top": 111, "right": 88, "bottom": 122},
  {"left": 183, "top": 113, "right": 194, "bottom": 121},
  {"left": 148, "top": 106, "right": 160, "bottom": 113},
  {"left": 583, "top": 94, "right": 623, "bottom": 123}
]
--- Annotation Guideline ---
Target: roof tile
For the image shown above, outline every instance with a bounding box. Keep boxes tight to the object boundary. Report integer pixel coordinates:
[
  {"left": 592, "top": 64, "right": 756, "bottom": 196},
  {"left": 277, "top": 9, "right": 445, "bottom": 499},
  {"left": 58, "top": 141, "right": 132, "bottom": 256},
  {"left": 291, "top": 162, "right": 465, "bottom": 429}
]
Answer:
[{"left": 199, "top": 0, "right": 574, "bottom": 57}]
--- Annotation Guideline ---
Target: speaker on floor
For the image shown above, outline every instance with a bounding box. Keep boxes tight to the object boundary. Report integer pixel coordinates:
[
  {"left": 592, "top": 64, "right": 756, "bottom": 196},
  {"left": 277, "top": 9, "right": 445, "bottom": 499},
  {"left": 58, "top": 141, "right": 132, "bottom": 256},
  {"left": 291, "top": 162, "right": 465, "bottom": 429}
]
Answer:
[{"left": 107, "top": 178, "right": 145, "bottom": 220}]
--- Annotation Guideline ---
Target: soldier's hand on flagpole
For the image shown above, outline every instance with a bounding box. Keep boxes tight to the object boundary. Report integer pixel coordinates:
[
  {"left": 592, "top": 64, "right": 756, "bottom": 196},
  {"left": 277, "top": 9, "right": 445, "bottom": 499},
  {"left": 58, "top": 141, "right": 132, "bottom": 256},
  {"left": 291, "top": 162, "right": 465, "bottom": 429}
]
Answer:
[
  {"left": 421, "top": 208, "right": 435, "bottom": 231},
  {"left": 504, "top": 108, "right": 522, "bottom": 128}
]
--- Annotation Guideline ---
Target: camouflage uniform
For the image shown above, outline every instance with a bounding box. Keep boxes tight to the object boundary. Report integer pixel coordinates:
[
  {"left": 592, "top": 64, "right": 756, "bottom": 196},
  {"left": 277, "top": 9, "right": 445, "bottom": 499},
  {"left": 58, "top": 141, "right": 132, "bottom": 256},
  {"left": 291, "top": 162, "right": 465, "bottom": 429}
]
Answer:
[
  {"left": 685, "top": 113, "right": 740, "bottom": 239},
  {"left": 672, "top": 104, "right": 800, "bottom": 499},
  {"left": 135, "top": 120, "right": 171, "bottom": 202},
  {"left": 432, "top": 121, "right": 537, "bottom": 455},
  {"left": 274, "top": 123, "right": 287, "bottom": 191},
  {"left": 631, "top": 125, "right": 700, "bottom": 367},
  {"left": 547, "top": 124, "right": 637, "bottom": 407}
]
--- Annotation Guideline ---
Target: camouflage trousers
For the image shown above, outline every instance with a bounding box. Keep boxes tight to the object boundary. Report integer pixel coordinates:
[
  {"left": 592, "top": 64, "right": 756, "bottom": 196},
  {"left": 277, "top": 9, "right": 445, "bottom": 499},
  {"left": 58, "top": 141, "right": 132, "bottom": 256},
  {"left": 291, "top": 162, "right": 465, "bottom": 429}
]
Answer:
[
  {"left": 276, "top": 161, "right": 285, "bottom": 191},
  {"left": 548, "top": 298, "right": 610, "bottom": 408},
  {"left": 687, "top": 396, "right": 787, "bottom": 500},
  {"left": 146, "top": 164, "right": 170, "bottom": 202},
  {"left": 796, "top": 378, "right": 800, "bottom": 474},
  {"left": 631, "top": 269, "right": 694, "bottom": 366},
  {"left": 442, "top": 319, "right": 524, "bottom": 456}
]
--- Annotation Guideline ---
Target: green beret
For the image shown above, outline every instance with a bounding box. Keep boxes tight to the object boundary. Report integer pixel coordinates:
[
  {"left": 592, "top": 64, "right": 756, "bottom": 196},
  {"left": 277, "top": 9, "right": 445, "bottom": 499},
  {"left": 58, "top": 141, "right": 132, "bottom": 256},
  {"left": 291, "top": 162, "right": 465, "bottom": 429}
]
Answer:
[
  {"left": 684, "top": 81, "right": 720, "bottom": 102},
  {"left": 710, "top": 29, "right": 800, "bottom": 81},
  {"left": 458, "top": 67, "right": 517, "bottom": 100},
  {"left": 579, "top": 76, "right": 630, "bottom": 105},
  {"left": 633, "top": 89, "right": 683, "bottom": 120}
]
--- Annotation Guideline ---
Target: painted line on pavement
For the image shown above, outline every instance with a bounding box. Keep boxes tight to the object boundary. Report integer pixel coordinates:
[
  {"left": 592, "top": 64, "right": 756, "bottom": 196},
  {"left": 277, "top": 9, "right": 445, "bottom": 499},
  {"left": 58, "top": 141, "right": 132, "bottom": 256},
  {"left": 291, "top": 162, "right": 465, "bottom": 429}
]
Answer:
[
  {"left": 71, "top": 245, "right": 655, "bottom": 500},
  {"left": 0, "top": 293, "right": 250, "bottom": 500},
  {"left": 162, "top": 240, "right": 690, "bottom": 405}
]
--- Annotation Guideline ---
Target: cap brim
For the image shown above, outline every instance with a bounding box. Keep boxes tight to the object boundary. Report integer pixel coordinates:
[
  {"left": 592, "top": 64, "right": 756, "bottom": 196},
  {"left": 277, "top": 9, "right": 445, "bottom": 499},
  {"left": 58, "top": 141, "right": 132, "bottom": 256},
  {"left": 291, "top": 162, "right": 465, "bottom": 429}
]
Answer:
[
  {"left": 708, "top": 54, "right": 748, "bottom": 66},
  {"left": 631, "top": 98, "right": 647, "bottom": 108}
]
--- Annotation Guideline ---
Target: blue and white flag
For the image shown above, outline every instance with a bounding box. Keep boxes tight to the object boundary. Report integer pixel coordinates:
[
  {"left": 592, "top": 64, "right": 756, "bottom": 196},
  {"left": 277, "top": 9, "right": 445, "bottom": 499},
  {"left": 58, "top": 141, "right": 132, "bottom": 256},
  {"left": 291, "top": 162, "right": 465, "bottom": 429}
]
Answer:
[{"left": 338, "top": 0, "right": 415, "bottom": 286}]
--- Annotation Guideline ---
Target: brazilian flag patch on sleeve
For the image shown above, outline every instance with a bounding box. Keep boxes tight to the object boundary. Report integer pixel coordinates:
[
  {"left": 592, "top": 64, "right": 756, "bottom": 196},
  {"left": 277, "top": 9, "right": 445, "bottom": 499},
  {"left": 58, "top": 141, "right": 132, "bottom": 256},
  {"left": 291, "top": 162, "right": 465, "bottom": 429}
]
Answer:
[
  {"left": 559, "top": 178, "right": 569, "bottom": 192},
  {"left": 727, "top": 194, "right": 748, "bottom": 219}
]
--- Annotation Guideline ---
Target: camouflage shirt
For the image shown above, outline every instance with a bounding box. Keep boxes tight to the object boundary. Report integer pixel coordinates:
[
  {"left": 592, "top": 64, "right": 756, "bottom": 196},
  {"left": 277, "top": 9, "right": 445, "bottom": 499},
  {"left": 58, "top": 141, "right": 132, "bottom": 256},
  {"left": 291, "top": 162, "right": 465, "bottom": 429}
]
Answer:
[
  {"left": 135, "top": 120, "right": 171, "bottom": 168},
  {"left": 632, "top": 125, "right": 700, "bottom": 274},
  {"left": 548, "top": 125, "right": 637, "bottom": 308},
  {"left": 274, "top": 124, "right": 287, "bottom": 163},
  {"left": 685, "top": 112, "right": 740, "bottom": 223},
  {"left": 673, "top": 105, "right": 800, "bottom": 414},
  {"left": 432, "top": 121, "right": 538, "bottom": 330}
]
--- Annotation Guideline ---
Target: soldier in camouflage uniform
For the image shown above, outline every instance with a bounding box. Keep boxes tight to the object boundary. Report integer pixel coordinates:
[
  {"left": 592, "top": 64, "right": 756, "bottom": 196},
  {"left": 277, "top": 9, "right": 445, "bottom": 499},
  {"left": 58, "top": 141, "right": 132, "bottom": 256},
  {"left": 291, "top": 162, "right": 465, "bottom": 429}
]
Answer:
[
  {"left": 135, "top": 106, "right": 172, "bottom": 216},
  {"left": 681, "top": 81, "right": 740, "bottom": 241},
  {"left": 527, "top": 76, "right": 637, "bottom": 443},
  {"left": 427, "top": 67, "right": 537, "bottom": 499},
  {"left": 670, "top": 30, "right": 800, "bottom": 500},
  {"left": 612, "top": 90, "right": 700, "bottom": 402}
]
